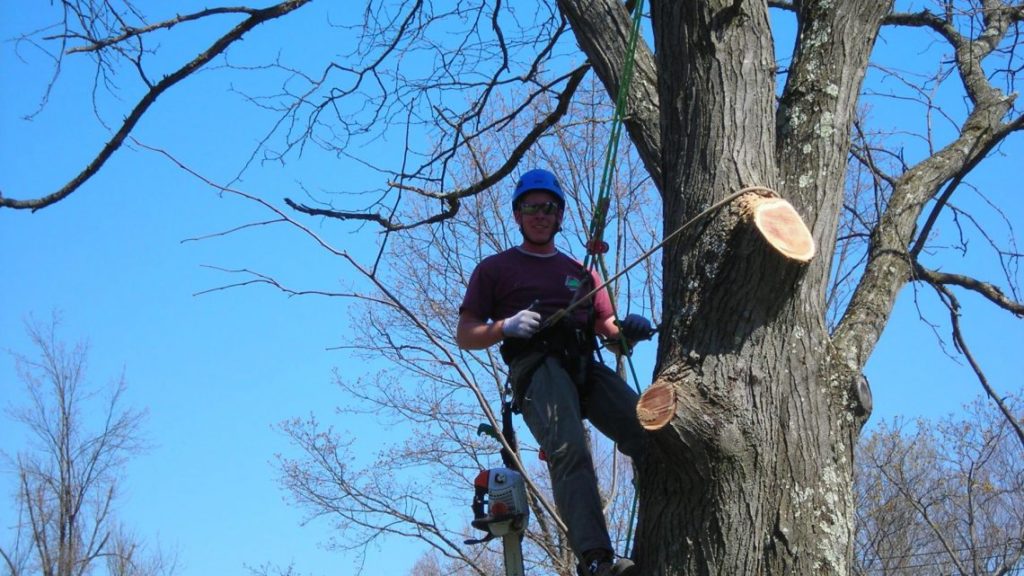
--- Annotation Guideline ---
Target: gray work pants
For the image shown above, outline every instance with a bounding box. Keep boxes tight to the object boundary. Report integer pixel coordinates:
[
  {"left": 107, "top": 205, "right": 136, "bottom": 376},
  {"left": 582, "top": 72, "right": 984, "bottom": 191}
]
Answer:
[{"left": 511, "top": 352, "right": 645, "bottom": 558}]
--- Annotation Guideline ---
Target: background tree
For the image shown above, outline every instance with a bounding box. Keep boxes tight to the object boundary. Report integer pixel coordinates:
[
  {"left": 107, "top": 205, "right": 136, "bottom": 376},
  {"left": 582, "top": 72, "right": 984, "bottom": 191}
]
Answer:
[
  {"left": 1, "top": 315, "right": 173, "bottom": 576},
  {"left": 2, "top": 1, "right": 1022, "bottom": 574},
  {"left": 854, "top": 395, "right": 1024, "bottom": 576}
]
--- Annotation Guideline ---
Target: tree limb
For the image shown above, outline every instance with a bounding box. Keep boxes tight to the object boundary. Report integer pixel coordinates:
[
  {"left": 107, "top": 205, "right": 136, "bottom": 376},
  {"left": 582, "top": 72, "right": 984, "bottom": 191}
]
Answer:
[
  {"left": 912, "top": 114, "right": 1024, "bottom": 258},
  {"left": 283, "top": 65, "right": 590, "bottom": 231},
  {"left": 922, "top": 279, "right": 1024, "bottom": 448},
  {"left": 913, "top": 263, "right": 1024, "bottom": 316},
  {"left": 556, "top": 0, "right": 663, "bottom": 192},
  {"left": 0, "top": 0, "right": 313, "bottom": 211},
  {"left": 832, "top": 98, "right": 1019, "bottom": 371},
  {"left": 62, "top": 7, "right": 262, "bottom": 54}
]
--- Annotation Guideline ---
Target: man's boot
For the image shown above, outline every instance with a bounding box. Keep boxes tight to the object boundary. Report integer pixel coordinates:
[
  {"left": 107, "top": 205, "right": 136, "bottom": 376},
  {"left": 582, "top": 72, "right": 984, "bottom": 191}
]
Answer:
[{"left": 579, "top": 550, "right": 637, "bottom": 576}]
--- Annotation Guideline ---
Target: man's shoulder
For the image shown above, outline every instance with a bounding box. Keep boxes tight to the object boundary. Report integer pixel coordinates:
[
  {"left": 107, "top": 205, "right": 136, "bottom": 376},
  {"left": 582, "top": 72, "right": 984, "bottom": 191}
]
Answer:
[
  {"left": 477, "top": 248, "right": 520, "bottom": 268},
  {"left": 489, "top": 247, "right": 521, "bottom": 260}
]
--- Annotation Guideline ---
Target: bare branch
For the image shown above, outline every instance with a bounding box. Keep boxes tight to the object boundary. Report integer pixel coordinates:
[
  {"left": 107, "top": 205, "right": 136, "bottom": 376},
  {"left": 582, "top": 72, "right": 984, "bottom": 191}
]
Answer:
[
  {"left": 282, "top": 66, "right": 590, "bottom": 231},
  {"left": 915, "top": 273, "right": 1024, "bottom": 447},
  {"left": 0, "top": 0, "right": 313, "bottom": 211},
  {"left": 939, "top": 294, "right": 1024, "bottom": 449},
  {"left": 914, "top": 263, "right": 1024, "bottom": 317},
  {"left": 62, "top": 7, "right": 261, "bottom": 54},
  {"left": 911, "top": 115, "right": 1024, "bottom": 258},
  {"left": 191, "top": 266, "right": 368, "bottom": 301}
]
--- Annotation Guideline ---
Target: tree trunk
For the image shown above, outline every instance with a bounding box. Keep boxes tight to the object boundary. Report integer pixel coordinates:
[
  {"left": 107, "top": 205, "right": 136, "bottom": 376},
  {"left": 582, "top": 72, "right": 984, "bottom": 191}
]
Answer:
[{"left": 619, "top": 1, "right": 889, "bottom": 573}]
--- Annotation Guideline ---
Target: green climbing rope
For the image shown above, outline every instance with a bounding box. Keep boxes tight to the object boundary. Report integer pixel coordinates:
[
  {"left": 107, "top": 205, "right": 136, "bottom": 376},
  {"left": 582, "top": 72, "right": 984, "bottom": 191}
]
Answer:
[{"left": 575, "top": 0, "right": 647, "bottom": 560}]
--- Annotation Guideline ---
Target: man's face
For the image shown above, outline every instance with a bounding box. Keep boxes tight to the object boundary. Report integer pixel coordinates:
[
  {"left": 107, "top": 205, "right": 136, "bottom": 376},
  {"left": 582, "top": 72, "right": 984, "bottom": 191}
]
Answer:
[{"left": 514, "top": 190, "right": 564, "bottom": 246}]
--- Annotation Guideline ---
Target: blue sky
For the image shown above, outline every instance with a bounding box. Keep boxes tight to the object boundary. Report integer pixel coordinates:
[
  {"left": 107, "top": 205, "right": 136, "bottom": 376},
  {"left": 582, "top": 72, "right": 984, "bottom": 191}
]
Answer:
[{"left": 2, "top": 3, "right": 1022, "bottom": 576}]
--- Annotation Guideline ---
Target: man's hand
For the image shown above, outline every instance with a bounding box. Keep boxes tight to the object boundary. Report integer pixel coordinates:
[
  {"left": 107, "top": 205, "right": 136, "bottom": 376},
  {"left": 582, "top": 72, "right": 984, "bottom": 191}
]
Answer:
[
  {"left": 502, "top": 309, "right": 542, "bottom": 339},
  {"left": 620, "top": 314, "right": 655, "bottom": 342}
]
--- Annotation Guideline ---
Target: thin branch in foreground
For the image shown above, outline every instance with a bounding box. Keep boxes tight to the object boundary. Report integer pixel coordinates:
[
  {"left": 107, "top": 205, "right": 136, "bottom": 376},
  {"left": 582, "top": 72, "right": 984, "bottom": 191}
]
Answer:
[
  {"left": 63, "top": 7, "right": 262, "bottom": 54},
  {"left": 0, "top": 0, "right": 313, "bottom": 211},
  {"left": 191, "top": 265, "right": 364, "bottom": 300},
  {"left": 137, "top": 137, "right": 570, "bottom": 540},
  {"left": 181, "top": 219, "right": 287, "bottom": 243},
  {"left": 914, "top": 263, "right": 1024, "bottom": 317},
  {"left": 282, "top": 65, "right": 590, "bottom": 232},
  {"left": 924, "top": 280, "right": 1024, "bottom": 449}
]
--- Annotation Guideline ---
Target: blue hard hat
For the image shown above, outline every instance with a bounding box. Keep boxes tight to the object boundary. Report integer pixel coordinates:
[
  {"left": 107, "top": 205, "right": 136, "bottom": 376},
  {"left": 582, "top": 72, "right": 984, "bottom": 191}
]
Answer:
[{"left": 512, "top": 169, "right": 565, "bottom": 208}]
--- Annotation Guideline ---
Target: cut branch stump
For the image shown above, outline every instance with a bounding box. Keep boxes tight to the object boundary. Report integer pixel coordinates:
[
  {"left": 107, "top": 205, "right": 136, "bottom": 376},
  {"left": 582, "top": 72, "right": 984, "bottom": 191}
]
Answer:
[
  {"left": 637, "top": 381, "right": 676, "bottom": 431},
  {"left": 739, "top": 194, "right": 815, "bottom": 262}
]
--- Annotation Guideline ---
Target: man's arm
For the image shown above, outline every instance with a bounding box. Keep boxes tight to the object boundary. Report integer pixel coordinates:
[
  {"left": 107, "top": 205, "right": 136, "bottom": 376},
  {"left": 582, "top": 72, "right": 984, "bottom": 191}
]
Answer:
[
  {"left": 456, "top": 312, "right": 506, "bottom": 350},
  {"left": 457, "top": 309, "right": 543, "bottom": 350},
  {"left": 595, "top": 314, "right": 622, "bottom": 341},
  {"left": 596, "top": 313, "right": 655, "bottom": 355},
  {"left": 596, "top": 314, "right": 629, "bottom": 355}
]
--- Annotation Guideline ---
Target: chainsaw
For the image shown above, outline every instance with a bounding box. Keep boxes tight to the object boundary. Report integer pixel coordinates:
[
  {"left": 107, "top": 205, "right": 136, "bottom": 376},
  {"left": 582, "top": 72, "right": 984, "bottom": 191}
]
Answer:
[{"left": 465, "top": 467, "right": 530, "bottom": 576}]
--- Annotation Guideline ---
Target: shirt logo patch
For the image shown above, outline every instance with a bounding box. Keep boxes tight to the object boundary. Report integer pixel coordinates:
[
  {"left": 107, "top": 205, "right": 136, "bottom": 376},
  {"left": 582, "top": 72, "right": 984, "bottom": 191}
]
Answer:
[{"left": 565, "top": 276, "right": 581, "bottom": 291}]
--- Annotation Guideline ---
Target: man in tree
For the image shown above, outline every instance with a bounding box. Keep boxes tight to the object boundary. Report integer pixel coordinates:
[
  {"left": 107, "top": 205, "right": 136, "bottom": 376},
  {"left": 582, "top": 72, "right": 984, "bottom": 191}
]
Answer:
[{"left": 456, "top": 168, "right": 654, "bottom": 576}]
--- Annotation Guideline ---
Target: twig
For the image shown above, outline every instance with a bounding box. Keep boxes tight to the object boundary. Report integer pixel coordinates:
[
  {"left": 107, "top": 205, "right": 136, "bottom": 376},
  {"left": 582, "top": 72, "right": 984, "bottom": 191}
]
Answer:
[{"left": 925, "top": 280, "right": 1024, "bottom": 449}]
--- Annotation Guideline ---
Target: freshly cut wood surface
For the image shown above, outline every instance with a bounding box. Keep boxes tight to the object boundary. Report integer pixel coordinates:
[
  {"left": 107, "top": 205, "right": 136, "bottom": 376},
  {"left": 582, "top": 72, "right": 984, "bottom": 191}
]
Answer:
[
  {"left": 748, "top": 196, "right": 816, "bottom": 262},
  {"left": 637, "top": 381, "right": 676, "bottom": 431}
]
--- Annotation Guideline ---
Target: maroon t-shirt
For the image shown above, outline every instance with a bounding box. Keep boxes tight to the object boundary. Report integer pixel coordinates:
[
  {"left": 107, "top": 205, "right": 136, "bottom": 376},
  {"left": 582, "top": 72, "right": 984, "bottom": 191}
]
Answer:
[{"left": 460, "top": 248, "right": 613, "bottom": 327}]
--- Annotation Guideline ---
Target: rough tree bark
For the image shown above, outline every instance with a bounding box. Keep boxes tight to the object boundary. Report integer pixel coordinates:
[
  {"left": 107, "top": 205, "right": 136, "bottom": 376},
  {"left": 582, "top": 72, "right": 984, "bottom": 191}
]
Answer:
[{"left": 562, "top": 0, "right": 891, "bottom": 573}]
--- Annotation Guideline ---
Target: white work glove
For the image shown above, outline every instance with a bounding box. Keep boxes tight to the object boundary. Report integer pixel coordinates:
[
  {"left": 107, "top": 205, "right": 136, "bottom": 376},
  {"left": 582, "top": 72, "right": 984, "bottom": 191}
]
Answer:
[{"left": 502, "top": 309, "right": 542, "bottom": 339}]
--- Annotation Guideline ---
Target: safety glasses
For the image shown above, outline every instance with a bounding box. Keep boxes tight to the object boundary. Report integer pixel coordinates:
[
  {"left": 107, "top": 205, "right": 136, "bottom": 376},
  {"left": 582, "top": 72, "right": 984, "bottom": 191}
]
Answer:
[{"left": 517, "top": 201, "right": 560, "bottom": 216}]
